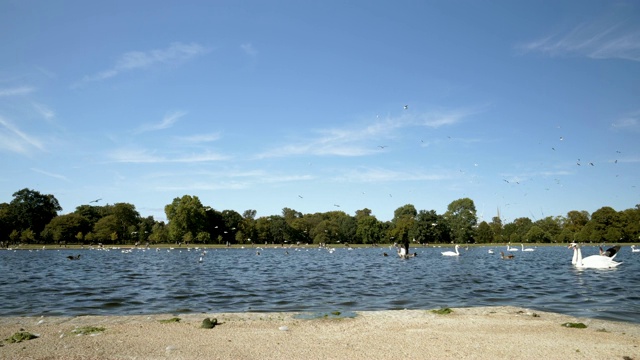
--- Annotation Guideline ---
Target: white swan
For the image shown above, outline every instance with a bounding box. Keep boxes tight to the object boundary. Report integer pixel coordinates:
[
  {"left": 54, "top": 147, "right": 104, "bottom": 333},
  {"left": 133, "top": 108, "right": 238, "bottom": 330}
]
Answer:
[
  {"left": 442, "top": 245, "right": 460, "bottom": 256},
  {"left": 506, "top": 244, "right": 518, "bottom": 252},
  {"left": 570, "top": 243, "right": 622, "bottom": 269},
  {"left": 521, "top": 244, "right": 535, "bottom": 252},
  {"left": 488, "top": 249, "right": 494, "bottom": 254},
  {"left": 631, "top": 245, "right": 640, "bottom": 253}
]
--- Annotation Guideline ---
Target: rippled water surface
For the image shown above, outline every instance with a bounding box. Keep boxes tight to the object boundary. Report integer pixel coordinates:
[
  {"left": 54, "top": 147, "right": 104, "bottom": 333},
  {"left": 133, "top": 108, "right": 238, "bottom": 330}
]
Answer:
[{"left": 1, "top": 245, "right": 639, "bottom": 323}]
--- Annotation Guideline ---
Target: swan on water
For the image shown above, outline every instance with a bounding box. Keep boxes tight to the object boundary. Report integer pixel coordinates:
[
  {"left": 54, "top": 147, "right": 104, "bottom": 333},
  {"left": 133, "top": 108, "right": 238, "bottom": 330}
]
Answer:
[
  {"left": 488, "top": 249, "right": 494, "bottom": 254},
  {"left": 632, "top": 245, "right": 640, "bottom": 253},
  {"left": 521, "top": 244, "right": 535, "bottom": 252},
  {"left": 506, "top": 244, "right": 518, "bottom": 252},
  {"left": 569, "top": 243, "right": 622, "bottom": 269},
  {"left": 441, "top": 245, "right": 460, "bottom": 256}
]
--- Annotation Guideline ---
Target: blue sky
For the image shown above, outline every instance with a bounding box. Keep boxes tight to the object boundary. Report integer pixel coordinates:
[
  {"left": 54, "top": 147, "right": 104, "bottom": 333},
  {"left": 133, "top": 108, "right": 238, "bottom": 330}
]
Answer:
[{"left": 1, "top": 1, "right": 639, "bottom": 223}]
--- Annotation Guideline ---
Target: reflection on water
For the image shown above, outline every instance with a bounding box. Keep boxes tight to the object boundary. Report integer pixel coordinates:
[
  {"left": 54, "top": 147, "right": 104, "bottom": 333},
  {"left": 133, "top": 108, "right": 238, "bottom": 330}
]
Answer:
[{"left": 0, "top": 245, "right": 638, "bottom": 323}]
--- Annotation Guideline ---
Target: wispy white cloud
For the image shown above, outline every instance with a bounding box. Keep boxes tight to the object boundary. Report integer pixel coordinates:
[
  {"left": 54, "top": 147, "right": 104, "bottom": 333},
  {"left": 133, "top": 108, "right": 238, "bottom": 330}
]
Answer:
[
  {"left": 517, "top": 19, "right": 640, "bottom": 62},
  {"left": 240, "top": 43, "right": 258, "bottom": 56},
  {"left": 175, "top": 132, "right": 221, "bottom": 143},
  {"left": 32, "top": 102, "right": 55, "bottom": 121},
  {"left": 0, "top": 116, "right": 45, "bottom": 155},
  {"left": 153, "top": 169, "right": 312, "bottom": 191},
  {"left": 0, "top": 86, "right": 35, "bottom": 97},
  {"left": 611, "top": 110, "right": 639, "bottom": 131},
  {"left": 257, "top": 107, "right": 479, "bottom": 159},
  {"left": 334, "top": 167, "right": 453, "bottom": 183},
  {"left": 31, "top": 168, "right": 69, "bottom": 181},
  {"left": 78, "top": 42, "right": 207, "bottom": 84},
  {"left": 108, "top": 147, "right": 229, "bottom": 163},
  {"left": 135, "top": 111, "right": 187, "bottom": 133}
]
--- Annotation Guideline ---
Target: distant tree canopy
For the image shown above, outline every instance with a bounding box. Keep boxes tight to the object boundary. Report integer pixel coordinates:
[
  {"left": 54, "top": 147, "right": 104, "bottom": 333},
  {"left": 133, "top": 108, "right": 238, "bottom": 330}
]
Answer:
[{"left": 1, "top": 188, "right": 639, "bottom": 246}]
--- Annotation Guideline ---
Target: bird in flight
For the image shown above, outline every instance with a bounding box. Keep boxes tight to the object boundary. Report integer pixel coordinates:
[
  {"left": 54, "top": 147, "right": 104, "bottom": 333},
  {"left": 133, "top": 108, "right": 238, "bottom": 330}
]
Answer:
[
  {"left": 404, "top": 105, "right": 408, "bottom": 110},
  {"left": 90, "top": 198, "right": 102, "bottom": 203},
  {"left": 378, "top": 145, "right": 387, "bottom": 149}
]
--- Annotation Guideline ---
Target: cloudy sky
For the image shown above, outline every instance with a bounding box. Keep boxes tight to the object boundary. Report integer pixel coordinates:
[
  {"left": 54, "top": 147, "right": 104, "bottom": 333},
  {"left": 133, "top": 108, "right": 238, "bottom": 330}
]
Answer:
[{"left": 1, "top": 1, "right": 638, "bottom": 223}]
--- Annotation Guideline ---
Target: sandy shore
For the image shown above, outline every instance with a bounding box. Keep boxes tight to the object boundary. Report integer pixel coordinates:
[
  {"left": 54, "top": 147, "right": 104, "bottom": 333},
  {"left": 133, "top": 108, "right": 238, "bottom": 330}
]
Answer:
[{"left": 0, "top": 306, "right": 638, "bottom": 360}]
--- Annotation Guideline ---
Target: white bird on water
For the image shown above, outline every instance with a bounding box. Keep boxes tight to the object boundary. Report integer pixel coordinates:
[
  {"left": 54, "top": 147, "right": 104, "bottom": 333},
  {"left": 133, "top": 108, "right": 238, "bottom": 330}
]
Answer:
[
  {"left": 569, "top": 243, "right": 622, "bottom": 269},
  {"left": 521, "top": 244, "right": 535, "bottom": 252},
  {"left": 441, "top": 245, "right": 460, "bottom": 256},
  {"left": 507, "top": 244, "right": 519, "bottom": 252},
  {"left": 631, "top": 245, "right": 640, "bottom": 253}
]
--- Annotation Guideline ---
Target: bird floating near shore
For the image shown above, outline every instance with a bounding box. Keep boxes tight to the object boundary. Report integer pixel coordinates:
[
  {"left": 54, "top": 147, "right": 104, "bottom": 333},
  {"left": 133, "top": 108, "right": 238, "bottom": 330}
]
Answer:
[
  {"left": 441, "top": 245, "right": 460, "bottom": 257},
  {"left": 570, "top": 243, "right": 621, "bottom": 269},
  {"left": 500, "top": 252, "right": 514, "bottom": 260}
]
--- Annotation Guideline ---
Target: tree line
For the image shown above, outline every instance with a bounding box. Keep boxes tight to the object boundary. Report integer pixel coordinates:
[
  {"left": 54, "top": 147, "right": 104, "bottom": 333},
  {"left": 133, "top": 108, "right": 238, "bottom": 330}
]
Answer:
[{"left": 1, "top": 188, "right": 639, "bottom": 247}]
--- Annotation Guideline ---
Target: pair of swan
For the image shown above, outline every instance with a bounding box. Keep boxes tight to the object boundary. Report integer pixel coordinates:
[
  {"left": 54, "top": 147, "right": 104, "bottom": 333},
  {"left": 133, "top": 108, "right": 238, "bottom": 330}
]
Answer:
[
  {"left": 569, "top": 243, "right": 622, "bottom": 269},
  {"left": 506, "top": 244, "right": 535, "bottom": 252}
]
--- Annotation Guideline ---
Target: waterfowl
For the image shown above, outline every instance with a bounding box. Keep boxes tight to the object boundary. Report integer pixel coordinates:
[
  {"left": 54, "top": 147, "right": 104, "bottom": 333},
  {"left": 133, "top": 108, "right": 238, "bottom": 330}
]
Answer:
[
  {"left": 441, "top": 245, "right": 460, "bottom": 256},
  {"left": 570, "top": 243, "right": 621, "bottom": 269},
  {"left": 521, "top": 244, "right": 535, "bottom": 252},
  {"left": 500, "top": 251, "right": 514, "bottom": 259}
]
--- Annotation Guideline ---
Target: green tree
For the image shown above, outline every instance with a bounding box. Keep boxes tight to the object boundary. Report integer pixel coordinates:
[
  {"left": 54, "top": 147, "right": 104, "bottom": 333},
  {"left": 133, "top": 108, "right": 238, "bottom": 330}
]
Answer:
[
  {"left": 509, "top": 217, "right": 533, "bottom": 243},
  {"left": 165, "top": 195, "right": 207, "bottom": 242},
  {"left": 148, "top": 222, "right": 169, "bottom": 244},
  {"left": 444, "top": 198, "right": 477, "bottom": 243},
  {"left": 476, "top": 221, "right": 494, "bottom": 244},
  {"left": 564, "top": 210, "right": 590, "bottom": 233},
  {"left": 525, "top": 225, "right": 551, "bottom": 243},
  {"left": 589, "top": 206, "right": 624, "bottom": 243},
  {"left": 93, "top": 215, "right": 120, "bottom": 244},
  {"left": 8, "top": 188, "right": 62, "bottom": 241},
  {"left": 221, "top": 209, "right": 243, "bottom": 244},
  {"left": 41, "top": 213, "right": 90, "bottom": 245},
  {"left": 108, "top": 203, "right": 141, "bottom": 242},
  {"left": 355, "top": 215, "right": 383, "bottom": 244},
  {"left": 389, "top": 204, "right": 417, "bottom": 245}
]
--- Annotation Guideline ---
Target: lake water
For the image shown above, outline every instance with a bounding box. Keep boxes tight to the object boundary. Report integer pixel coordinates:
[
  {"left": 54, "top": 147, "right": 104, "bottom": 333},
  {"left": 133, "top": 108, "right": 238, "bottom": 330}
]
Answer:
[{"left": 1, "top": 245, "right": 638, "bottom": 323}]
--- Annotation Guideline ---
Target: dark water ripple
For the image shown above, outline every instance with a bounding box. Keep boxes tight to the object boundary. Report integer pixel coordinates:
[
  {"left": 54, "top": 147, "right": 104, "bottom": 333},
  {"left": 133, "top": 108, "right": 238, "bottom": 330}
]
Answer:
[{"left": 0, "top": 245, "right": 639, "bottom": 323}]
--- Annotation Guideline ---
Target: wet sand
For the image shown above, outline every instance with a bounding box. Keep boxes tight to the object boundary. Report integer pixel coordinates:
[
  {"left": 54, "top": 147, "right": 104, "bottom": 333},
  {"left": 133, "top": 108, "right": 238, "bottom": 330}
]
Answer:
[{"left": 0, "top": 306, "right": 638, "bottom": 359}]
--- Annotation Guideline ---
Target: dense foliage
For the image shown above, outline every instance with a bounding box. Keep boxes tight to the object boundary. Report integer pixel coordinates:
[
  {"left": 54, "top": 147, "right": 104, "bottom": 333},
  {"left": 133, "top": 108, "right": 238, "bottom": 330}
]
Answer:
[{"left": 1, "top": 188, "right": 639, "bottom": 247}]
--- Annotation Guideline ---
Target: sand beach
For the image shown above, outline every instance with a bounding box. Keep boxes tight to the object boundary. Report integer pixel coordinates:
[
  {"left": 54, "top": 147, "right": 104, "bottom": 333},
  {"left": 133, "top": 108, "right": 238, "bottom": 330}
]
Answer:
[{"left": 0, "top": 306, "right": 638, "bottom": 359}]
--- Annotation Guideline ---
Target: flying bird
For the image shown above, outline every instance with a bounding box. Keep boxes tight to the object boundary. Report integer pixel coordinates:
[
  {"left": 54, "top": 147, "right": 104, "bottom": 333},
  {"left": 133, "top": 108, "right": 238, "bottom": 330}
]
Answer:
[
  {"left": 89, "top": 198, "right": 102, "bottom": 203},
  {"left": 403, "top": 105, "right": 408, "bottom": 110},
  {"left": 298, "top": 195, "right": 303, "bottom": 198},
  {"left": 378, "top": 145, "right": 387, "bottom": 149}
]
